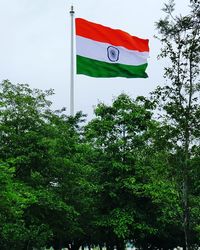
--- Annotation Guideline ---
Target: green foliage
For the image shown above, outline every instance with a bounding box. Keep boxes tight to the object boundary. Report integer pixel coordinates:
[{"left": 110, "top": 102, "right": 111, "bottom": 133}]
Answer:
[
  {"left": 0, "top": 75, "right": 199, "bottom": 249},
  {"left": 0, "top": 80, "right": 94, "bottom": 249},
  {"left": 0, "top": 162, "right": 37, "bottom": 249},
  {"left": 85, "top": 94, "right": 158, "bottom": 245},
  {"left": 154, "top": 0, "right": 200, "bottom": 249},
  {"left": 0, "top": 3, "right": 199, "bottom": 247}
]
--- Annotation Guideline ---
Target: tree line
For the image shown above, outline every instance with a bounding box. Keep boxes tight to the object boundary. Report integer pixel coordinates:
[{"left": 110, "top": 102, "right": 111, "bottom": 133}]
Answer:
[{"left": 0, "top": 1, "right": 199, "bottom": 249}]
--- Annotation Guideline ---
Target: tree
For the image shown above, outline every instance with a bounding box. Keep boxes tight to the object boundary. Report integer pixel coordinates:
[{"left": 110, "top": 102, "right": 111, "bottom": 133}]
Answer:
[
  {"left": 0, "top": 80, "right": 100, "bottom": 249},
  {"left": 0, "top": 80, "right": 56, "bottom": 249},
  {"left": 43, "top": 111, "right": 97, "bottom": 250},
  {"left": 85, "top": 94, "right": 159, "bottom": 249},
  {"left": 0, "top": 80, "right": 54, "bottom": 179},
  {"left": 0, "top": 80, "right": 88, "bottom": 249},
  {"left": 0, "top": 161, "right": 39, "bottom": 250},
  {"left": 154, "top": 0, "right": 200, "bottom": 248}
]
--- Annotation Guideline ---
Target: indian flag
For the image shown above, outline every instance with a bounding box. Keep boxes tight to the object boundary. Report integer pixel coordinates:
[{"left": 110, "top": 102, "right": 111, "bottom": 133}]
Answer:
[{"left": 75, "top": 18, "right": 149, "bottom": 78}]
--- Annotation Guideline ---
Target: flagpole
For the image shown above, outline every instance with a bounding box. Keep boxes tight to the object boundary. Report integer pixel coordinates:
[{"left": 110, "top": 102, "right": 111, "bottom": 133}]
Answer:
[{"left": 70, "top": 5, "right": 75, "bottom": 116}]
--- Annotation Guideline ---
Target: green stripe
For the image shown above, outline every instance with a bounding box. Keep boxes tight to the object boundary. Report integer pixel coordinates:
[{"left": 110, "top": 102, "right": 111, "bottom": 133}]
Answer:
[{"left": 77, "top": 55, "right": 148, "bottom": 78}]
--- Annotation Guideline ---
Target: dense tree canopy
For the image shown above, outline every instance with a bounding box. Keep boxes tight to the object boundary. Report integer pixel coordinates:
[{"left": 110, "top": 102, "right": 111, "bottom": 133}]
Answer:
[{"left": 0, "top": 1, "right": 199, "bottom": 250}]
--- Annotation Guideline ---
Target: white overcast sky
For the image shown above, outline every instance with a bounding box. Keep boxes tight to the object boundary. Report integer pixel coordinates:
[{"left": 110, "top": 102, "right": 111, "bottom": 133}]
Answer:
[{"left": 0, "top": 0, "right": 190, "bottom": 119}]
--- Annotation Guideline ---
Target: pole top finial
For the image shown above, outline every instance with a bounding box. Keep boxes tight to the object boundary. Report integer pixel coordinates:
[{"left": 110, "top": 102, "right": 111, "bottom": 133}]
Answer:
[{"left": 70, "top": 5, "right": 75, "bottom": 14}]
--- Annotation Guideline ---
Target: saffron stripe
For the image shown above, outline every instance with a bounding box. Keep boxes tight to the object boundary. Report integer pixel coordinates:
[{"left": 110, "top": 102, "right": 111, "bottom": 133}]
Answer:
[{"left": 75, "top": 18, "right": 149, "bottom": 52}]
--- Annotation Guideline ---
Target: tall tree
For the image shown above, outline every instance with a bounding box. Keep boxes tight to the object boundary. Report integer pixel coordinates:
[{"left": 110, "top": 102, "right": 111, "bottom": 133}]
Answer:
[
  {"left": 0, "top": 80, "right": 54, "bottom": 179},
  {"left": 154, "top": 0, "right": 200, "bottom": 249},
  {"left": 85, "top": 94, "right": 158, "bottom": 249},
  {"left": 44, "top": 111, "right": 97, "bottom": 250},
  {"left": 0, "top": 80, "right": 91, "bottom": 249}
]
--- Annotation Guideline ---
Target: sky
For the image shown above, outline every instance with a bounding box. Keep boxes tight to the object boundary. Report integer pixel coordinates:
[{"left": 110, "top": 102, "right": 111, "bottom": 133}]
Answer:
[{"left": 0, "top": 0, "right": 190, "bottom": 120}]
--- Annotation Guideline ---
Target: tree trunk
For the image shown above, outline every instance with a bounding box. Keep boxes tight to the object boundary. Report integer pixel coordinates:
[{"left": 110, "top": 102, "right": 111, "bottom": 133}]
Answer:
[
  {"left": 107, "top": 242, "right": 114, "bottom": 250},
  {"left": 71, "top": 241, "right": 81, "bottom": 250},
  {"left": 116, "top": 239, "right": 125, "bottom": 250},
  {"left": 59, "top": 238, "right": 63, "bottom": 250},
  {"left": 183, "top": 171, "right": 190, "bottom": 250}
]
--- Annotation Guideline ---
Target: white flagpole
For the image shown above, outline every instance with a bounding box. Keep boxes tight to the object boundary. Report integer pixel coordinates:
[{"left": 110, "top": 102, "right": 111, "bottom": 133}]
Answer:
[{"left": 70, "top": 5, "right": 75, "bottom": 116}]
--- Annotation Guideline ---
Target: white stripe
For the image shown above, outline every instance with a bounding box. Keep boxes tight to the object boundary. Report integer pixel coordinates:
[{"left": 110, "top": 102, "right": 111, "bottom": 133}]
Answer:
[{"left": 76, "top": 35, "right": 149, "bottom": 66}]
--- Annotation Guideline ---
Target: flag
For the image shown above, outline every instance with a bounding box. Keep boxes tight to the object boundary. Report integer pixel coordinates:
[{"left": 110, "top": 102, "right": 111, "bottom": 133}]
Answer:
[{"left": 75, "top": 18, "right": 149, "bottom": 78}]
